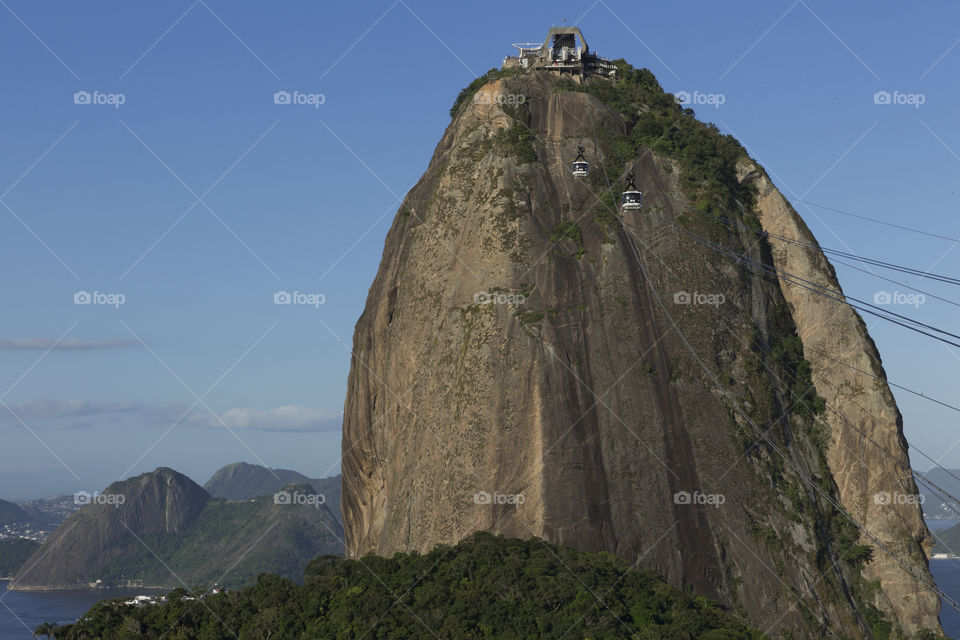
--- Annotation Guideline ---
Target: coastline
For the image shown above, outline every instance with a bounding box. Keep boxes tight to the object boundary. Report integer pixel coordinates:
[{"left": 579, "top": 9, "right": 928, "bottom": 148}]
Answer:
[{"left": 4, "top": 581, "right": 172, "bottom": 593}]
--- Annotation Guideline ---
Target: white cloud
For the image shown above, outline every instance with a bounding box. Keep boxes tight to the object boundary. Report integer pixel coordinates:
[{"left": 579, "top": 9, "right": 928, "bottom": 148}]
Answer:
[
  {"left": 0, "top": 399, "right": 341, "bottom": 432},
  {"left": 189, "top": 405, "right": 342, "bottom": 431},
  {"left": 0, "top": 338, "right": 136, "bottom": 350},
  {"left": 6, "top": 398, "right": 143, "bottom": 421}
]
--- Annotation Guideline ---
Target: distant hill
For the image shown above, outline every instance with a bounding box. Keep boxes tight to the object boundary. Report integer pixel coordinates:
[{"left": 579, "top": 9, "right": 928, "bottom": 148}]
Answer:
[
  {"left": 0, "top": 498, "right": 51, "bottom": 541},
  {"left": 0, "top": 538, "right": 40, "bottom": 577},
  {"left": 918, "top": 468, "right": 960, "bottom": 520},
  {"left": 0, "top": 498, "right": 32, "bottom": 525},
  {"left": 9, "top": 468, "right": 343, "bottom": 590},
  {"left": 204, "top": 461, "right": 341, "bottom": 524},
  {"left": 933, "top": 522, "right": 960, "bottom": 556},
  {"left": 18, "top": 495, "right": 82, "bottom": 527}
]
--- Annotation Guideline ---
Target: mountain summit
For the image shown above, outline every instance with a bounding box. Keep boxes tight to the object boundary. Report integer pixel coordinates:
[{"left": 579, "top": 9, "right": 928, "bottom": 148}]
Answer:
[
  {"left": 10, "top": 467, "right": 343, "bottom": 589},
  {"left": 204, "top": 461, "right": 342, "bottom": 523},
  {"left": 340, "top": 39, "right": 940, "bottom": 639}
]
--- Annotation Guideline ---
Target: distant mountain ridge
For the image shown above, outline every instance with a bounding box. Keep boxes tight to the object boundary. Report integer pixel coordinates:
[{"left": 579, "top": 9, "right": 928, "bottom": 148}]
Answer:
[
  {"left": 0, "top": 498, "right": 32, "bottom": 525},
  {"left": 919, "top": 467, "right": 960, "bottom": 520},
  {"left": 10, "top": 467, "right": 343, "bottom": 590},
  {"left": 204, "top": 461, "right": 341, "bottom": 524},
  {"left": 0, "top": 497, "right": 62, "bottom": 542}
]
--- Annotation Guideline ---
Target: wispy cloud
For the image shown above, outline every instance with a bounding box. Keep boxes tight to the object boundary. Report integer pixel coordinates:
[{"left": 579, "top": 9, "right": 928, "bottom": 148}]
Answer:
[
  {"left": 187, "top": 405, "right": 343, "bottom": 431},
  {"left": 0, "top": 399, "right": 342, "bottom": 432},
  {"left": 0, "top": 338, "right": 136, "bottom": 350}
]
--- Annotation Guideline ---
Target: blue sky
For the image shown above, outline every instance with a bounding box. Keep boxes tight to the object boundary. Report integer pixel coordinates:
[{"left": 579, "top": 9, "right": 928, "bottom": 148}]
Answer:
[{"left": 1, "top": 1, "right": 959, "bottom": 499}]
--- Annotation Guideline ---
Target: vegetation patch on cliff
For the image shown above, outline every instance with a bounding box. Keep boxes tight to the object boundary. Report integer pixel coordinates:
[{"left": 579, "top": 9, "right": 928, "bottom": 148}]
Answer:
[
  {"left": 449, "top": 67, "right": 523, "bottom": 118},
  {"left": 549, "top": 221, "right": 586, "bottom": 258},
  {"left": 494, "top": 103, "right": 537, "bottom": 163},
  {"left": 582, "top": 62, "right": 757, "bottom": 219}
]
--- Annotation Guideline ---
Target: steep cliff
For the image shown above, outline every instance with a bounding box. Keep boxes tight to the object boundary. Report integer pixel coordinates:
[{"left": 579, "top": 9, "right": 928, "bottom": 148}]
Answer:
[{"left": 340, "top": 63, "right": 941, "bottom": 638}]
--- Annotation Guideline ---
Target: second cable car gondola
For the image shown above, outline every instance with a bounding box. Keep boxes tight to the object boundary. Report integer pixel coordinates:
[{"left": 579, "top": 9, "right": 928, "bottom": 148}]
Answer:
[
  {"left": 621, "top": 172, "right": 642, "bottom": 211},
  {"left": 572, "top": 145, "right": 589, "bottom": 177}
]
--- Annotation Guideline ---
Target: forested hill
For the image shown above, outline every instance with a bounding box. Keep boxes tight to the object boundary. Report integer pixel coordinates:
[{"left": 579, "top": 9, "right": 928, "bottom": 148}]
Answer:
[{"left": 46, "top": 532, "right": 767, "bottom": 640}]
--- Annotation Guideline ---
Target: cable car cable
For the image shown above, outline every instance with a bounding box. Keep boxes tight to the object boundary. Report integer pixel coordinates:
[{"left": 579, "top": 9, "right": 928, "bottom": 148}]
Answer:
[
  {"left": 803, "top": 201, "right": 960, "bottom": 244},
  {"left": 577, "top": 112, "right": 960, "bottom": 613},
  {"left": 675, "top": 225, "right": 960, "bottom": 348},
  {"left": 618, "top": 223, "right": 960, "bottom": 613},
  {"left": 702, "top": 209, "right": 960, "bottom": 288}
]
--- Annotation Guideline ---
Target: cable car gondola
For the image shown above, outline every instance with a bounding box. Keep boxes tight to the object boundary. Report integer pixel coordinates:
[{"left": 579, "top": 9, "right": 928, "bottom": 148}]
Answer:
[
  {"left": 621, "top": 172, "right": 643, "bottom": 211},
  {"left": 572, "top": 145, "right": 589, "bottom": 177}
]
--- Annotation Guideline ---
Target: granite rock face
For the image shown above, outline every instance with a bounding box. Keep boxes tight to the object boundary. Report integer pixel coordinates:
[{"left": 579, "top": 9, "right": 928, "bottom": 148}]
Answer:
[
  {"left": 740, "top": 163, "right": 942, "bottom": 633},
  {"left": 341, "top": 71, "right": 941, "bottom": 637}
]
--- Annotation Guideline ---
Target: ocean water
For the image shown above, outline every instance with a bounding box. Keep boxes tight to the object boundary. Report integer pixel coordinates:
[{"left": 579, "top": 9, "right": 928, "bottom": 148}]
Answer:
[
  {"left": 0, "top": 581, "right": 145, "bottom": 640},
  {"left": 931, "top": 560, "right": 960, "bottom": 639}
]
